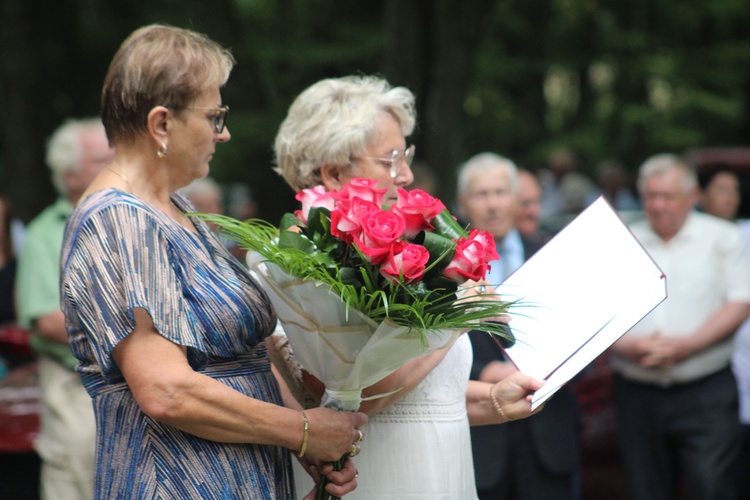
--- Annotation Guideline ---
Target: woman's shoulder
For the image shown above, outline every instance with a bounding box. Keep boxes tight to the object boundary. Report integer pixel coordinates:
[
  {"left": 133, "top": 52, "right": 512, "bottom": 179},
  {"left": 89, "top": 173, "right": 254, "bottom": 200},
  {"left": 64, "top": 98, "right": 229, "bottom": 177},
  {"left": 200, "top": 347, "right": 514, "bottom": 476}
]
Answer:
[
  {"left": 79, "top": 187, "right": 146, "bottom": 210},
  {"left": 72, "top": 188, "right": 160, "bottom": 226},
  {"left": 64, "top": 189, "right": 169, "bottom": 257}
]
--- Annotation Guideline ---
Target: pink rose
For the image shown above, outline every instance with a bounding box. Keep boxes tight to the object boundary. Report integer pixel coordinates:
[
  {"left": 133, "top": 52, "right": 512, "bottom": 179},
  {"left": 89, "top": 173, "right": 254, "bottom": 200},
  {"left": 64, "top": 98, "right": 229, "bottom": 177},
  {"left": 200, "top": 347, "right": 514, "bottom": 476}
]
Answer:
[
  {"left": 466, "top": 229, "right": 499, "bottom": 261},
  {"left": 394, "top": 188, "right": 447, "bottom": 238},
  {"left": 380, "top": 241, "right": 430, "bottom": 284},
  {"left": 443, "top": 236, "right": 493, "bottom": 283},
  {"left": 353, "top": 209, "right": 406, "bottom": 263},
  {"left": 331, "top": 178, "right": 387, "bottom": 207},
  {"left": 295, "top": 185, "right": 336, "bottom": 224},
  {"left": 330, "top": 197, "right": 379, "bottom": 244}
]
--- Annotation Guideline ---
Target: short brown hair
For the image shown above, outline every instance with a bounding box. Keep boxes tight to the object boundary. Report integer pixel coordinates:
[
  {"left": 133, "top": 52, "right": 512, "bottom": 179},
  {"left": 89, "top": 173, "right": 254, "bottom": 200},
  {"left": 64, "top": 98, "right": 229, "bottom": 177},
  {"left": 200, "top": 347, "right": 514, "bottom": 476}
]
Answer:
[{"left": 101, "top": 24, "right": 235, "bottom": 146}]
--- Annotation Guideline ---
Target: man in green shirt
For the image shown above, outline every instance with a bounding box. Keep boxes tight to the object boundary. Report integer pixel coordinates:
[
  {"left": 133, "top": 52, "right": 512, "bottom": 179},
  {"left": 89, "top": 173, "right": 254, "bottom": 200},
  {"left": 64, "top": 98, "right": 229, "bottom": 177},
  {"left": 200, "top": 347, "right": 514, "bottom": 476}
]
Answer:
[{"left": 16, "top": 118, "right": 113, "bottom": 500}]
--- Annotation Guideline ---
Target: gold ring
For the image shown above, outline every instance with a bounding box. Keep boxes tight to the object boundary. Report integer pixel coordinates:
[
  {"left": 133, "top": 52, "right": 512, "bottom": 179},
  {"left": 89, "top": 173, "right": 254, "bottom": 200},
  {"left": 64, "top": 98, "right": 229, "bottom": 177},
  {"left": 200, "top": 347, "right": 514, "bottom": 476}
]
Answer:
[
  {"left": 355, "top": 429, "right": 364, "bottom": 443},
  {"left": 349, "top": 444, "right": 359, "bottom": 457}
]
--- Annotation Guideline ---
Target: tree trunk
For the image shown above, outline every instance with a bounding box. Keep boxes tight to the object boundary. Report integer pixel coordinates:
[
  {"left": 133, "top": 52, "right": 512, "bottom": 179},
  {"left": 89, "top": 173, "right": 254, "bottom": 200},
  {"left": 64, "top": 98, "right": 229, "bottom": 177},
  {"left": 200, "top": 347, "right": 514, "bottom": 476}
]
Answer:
[
  {"left": 384, "top": 0, "right": 491, "bottom": 203},
  {"left": 0, "top": 0, "right": 78, "bottom": 222}
]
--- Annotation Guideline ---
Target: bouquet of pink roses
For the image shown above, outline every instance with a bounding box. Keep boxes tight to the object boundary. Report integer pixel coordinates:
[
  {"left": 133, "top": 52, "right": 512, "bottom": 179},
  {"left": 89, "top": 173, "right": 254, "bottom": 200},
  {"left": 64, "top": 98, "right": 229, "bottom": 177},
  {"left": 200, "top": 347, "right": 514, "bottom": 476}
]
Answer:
[
  {"left": 203, "top": 178, "right": 514, "bottom": 405},
  {"left": 202, "top": 178, "right": 513, "bottom": 365}
]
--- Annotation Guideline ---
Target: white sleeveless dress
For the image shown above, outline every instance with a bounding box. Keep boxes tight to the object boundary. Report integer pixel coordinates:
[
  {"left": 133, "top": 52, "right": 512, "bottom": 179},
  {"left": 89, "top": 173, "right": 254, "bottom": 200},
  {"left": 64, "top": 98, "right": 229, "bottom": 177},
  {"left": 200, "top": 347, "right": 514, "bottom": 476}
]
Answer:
[{"left": 293, "top": 334, "right": 478, "bottom": 499}]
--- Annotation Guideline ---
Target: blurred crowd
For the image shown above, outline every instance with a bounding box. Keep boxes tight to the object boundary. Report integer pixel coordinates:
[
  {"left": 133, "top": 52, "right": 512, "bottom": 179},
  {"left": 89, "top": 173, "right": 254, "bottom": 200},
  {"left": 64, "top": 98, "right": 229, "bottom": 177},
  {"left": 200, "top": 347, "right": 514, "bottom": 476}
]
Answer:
[{"left": 3, "top": 118, "right": 750, "bottom": 500}]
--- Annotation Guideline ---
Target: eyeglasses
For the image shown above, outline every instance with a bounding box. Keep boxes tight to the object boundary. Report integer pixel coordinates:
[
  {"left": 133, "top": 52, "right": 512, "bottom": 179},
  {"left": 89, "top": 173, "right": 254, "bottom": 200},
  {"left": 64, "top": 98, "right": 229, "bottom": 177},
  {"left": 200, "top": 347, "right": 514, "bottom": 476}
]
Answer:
[
  {"left": 355, "top": 144, "right": 416, "bottom": 179},
  {"left": 185, "top": 105, "right": 230, "bottom": 134}
]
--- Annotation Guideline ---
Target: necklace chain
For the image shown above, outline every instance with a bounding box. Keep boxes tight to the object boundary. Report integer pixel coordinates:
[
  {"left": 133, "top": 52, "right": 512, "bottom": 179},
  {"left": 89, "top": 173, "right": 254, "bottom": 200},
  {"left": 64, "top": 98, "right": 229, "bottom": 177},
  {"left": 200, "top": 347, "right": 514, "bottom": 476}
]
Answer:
[
  {"left": 106, "top": 165, "right": 193, "bottom": 230},
  {"left": 106, "top": 165, "right": 132, "bottom": 192}
]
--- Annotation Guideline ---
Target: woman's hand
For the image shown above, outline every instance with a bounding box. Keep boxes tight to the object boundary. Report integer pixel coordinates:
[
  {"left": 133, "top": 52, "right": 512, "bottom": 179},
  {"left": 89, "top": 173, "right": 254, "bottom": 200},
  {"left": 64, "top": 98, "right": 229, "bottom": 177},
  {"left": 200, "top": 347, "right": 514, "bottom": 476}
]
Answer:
[
  {"left": 300, "top": 456, "right": 359, "bottom": 499},
  {"left": 462, "top": 279, "right": 494, "bottom": 300},
  {"left": 490, "top": 371, "right": 545, "bottom": 421},
  {"left": 303, "top": 408, "right": 368, "bottom": 462},
  {"left": 461, "top": 279, "right": 510, "bottom": 325}
]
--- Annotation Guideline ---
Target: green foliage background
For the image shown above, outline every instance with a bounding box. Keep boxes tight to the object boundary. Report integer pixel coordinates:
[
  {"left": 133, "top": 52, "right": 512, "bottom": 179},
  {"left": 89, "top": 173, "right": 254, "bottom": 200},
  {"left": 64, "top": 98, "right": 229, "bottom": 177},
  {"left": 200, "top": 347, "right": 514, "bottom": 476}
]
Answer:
[{"left": 2, "top": 0, "right": 749, "bottom": 224}]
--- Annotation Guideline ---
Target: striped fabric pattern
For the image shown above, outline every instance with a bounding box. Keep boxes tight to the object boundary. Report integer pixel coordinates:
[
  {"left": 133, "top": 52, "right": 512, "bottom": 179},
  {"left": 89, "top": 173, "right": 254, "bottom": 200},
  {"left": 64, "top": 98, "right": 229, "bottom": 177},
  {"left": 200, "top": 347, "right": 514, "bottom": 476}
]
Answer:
[{"left": 60, "top": 189, "right": 292, "bottom": 499}]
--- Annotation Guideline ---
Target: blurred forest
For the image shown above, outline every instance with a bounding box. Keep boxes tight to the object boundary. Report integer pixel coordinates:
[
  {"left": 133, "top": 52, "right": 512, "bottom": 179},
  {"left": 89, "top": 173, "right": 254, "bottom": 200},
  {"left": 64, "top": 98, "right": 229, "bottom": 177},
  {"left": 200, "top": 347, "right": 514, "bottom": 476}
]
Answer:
[{"left": 1, "top": 0, "right": 749, "bottom": 224}]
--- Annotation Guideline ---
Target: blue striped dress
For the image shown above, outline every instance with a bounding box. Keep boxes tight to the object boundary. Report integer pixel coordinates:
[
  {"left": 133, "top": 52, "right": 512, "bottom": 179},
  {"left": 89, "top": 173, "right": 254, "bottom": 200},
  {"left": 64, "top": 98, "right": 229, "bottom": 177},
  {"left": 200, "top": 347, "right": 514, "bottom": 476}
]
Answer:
[{"left": 60, "top": 189, "right": 293, "bottom": 499}]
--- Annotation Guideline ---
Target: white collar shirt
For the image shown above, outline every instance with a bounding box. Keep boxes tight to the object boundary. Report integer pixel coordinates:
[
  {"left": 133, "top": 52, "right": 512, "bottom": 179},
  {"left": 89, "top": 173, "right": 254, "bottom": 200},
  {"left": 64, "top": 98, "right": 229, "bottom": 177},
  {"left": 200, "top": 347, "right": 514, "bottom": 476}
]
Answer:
[{"left": 612, "top": 211, "right": 750, "bottom": 385}]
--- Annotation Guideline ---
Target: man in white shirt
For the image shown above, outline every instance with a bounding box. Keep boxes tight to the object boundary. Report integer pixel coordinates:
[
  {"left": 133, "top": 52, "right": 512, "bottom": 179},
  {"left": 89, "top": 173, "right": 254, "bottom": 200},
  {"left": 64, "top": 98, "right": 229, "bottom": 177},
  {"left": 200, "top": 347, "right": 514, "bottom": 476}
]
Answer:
[{"left": 611, "top": 153, "right": 750, "bottom": 500}]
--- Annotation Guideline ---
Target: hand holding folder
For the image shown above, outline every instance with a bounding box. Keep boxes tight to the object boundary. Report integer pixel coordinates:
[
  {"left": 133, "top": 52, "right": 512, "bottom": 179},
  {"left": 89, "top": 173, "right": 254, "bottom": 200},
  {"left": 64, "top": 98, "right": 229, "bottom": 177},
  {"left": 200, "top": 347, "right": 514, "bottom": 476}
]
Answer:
[{"left": 496, "top": 197, "right": 667, "bottom": 410}]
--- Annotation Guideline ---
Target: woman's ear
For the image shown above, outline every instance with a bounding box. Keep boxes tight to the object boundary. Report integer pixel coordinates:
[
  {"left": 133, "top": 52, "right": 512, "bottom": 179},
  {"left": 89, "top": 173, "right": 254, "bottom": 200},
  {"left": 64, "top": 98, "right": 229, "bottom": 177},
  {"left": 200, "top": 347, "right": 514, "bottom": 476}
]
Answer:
[
  {"left": 147, "top": 106, "right": 170, "bottom": 151},
  {"left": 319, "top": 164, "right": 350, "bottom": 191}
]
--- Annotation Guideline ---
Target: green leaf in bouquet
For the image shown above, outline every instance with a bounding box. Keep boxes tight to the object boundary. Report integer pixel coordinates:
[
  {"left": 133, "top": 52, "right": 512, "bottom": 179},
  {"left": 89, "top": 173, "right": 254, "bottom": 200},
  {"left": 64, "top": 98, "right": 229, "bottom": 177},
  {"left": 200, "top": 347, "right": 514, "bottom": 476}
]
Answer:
[
  {"left": 278, "top": 230, "right": 315, "bottom": 254},
  {"left": 338, "top": 267, "right": 364, "bottom": 288},
  {"left": 423, "top": 275, "right": 459, "bottom": 295},
  {"left": 312, "top": 232, "right": 342, "bottom": 257},
  {"left": 396, "top": 280, "right": 447, "bottom": 307},
  {"left": 356, "top": 260, "right": 381, "bottom": 293},
  {"left": 399, "top": 281, "right": 431, "bottom": 302},
  {"left": 312, "top": 251, "right": 337, "bottom": 268},
  {"left": 306, "top": 207, "right": 331, "bottom": 237},
  {"left": 431, "top": 209, "right": 468, "bottom": 241},
  {"left": 417, "top": 230, "right": 457, "bottom": 272},
  {"left": 279, "top": 212, "right": 301, "bottom": 233}
]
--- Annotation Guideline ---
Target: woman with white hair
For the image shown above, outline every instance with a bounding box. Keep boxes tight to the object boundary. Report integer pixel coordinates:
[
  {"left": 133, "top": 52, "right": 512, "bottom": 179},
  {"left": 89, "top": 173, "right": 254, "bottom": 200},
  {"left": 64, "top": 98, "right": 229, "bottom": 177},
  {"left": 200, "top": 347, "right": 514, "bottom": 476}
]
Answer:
[{"left": 271, "top": 75, "right": 543, "bottom": 499}]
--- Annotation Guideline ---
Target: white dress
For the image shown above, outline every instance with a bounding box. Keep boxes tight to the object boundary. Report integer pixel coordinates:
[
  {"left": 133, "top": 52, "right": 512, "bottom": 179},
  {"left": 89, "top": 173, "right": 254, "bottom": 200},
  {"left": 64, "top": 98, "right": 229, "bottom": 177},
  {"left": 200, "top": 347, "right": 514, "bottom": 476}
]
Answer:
[{"left": 292, "top": 334, "right": 478, "bottom": 499}]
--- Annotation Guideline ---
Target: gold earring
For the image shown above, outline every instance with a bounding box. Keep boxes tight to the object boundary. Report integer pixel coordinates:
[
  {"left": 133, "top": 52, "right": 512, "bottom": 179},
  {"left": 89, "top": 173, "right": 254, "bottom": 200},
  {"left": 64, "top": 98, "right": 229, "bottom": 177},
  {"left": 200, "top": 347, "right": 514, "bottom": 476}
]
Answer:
[{"left": 157, "top": 143, "right": 168, "bottom": 158}]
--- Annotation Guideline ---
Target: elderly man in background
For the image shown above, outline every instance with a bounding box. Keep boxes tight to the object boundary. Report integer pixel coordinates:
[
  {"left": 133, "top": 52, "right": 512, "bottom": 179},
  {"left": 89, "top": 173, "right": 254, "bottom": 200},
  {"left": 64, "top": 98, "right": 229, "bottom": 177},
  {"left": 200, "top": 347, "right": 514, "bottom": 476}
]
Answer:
[
  {"left": 457, "top": 152, "right": 581, "bottom": 500},
  {"left": 611, "top": 153, "right": 750, "bottom": 500},
  {"left": 16, "top": 118, "right": 113, "bottom": 500},
  {"left": 515, "top": 168, "right": 550, "bottom": 244}
]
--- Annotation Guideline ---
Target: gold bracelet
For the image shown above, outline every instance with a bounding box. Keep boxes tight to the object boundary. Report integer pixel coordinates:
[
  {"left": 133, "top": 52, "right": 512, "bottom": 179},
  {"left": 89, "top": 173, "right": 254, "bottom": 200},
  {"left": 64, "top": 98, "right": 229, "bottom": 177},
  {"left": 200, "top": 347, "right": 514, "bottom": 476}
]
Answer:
[
  {"left": 298, "top": 411, "right": 309, "bottom": 458},
  {"left": 489, "top": 383, "right": 513, "bottom": 422}
]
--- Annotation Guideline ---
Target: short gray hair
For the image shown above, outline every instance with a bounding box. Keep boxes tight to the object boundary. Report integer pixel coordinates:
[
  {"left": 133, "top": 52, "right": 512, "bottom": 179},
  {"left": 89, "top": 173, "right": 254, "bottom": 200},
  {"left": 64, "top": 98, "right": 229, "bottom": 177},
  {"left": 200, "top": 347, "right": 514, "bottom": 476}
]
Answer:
[
  {"left": 273, "top": 75, "right": 417, "bottom": 192},
  {"left": 46, "top": 118, "right": 105, "bottom": 196},
  {"left": 456, "top": 152, "right": 519, "bottom": 196},
  {"left": 637, "top": 153, "right": 696, "bottom": 195}
]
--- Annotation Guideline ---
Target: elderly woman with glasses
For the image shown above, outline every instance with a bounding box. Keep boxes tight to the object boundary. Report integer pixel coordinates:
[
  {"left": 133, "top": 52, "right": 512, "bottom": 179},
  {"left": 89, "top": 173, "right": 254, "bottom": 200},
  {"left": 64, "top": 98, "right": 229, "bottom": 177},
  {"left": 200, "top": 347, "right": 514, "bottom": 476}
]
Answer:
[
  {"left": 271, "top": 75, "right": 543, "bottom": 499},
  {"left": 59, "top": 25, "right": 366, "bottom": 500}
]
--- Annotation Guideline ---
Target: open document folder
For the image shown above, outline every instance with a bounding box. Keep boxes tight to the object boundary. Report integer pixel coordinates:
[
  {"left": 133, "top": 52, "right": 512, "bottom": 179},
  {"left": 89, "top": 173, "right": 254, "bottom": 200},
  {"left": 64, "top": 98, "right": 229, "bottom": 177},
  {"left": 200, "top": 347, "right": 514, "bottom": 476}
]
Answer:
[{"left": 497, "top": 196, "right": 667, "bottom": 410}]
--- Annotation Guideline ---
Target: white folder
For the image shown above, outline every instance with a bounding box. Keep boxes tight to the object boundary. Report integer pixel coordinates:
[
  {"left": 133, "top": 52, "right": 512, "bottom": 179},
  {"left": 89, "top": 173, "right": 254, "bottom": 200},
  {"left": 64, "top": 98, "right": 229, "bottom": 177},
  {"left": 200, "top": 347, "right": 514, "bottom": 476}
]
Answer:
[{"left": 497, "top": 196, "right": 667, "bottom": 410}]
